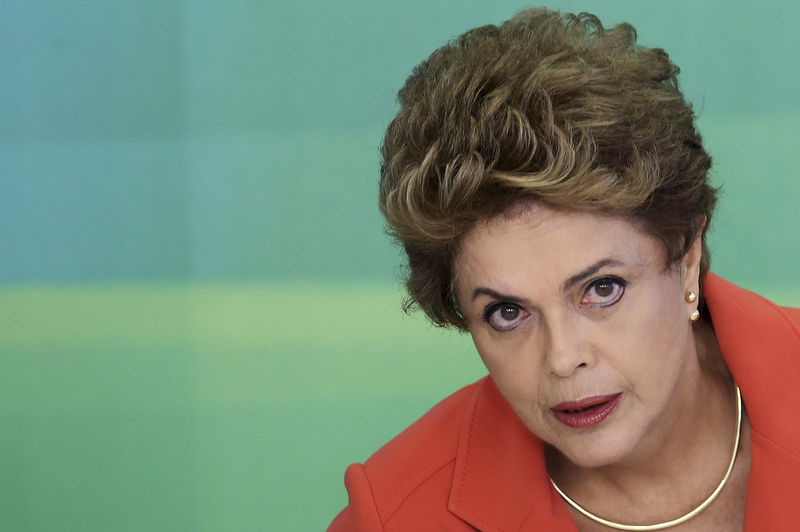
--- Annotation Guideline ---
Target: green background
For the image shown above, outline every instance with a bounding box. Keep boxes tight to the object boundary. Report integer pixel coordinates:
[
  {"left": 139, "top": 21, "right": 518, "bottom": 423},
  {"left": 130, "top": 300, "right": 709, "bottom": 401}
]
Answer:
[{"left": 2, "top": 1, "right": 799, "bottom": 530}]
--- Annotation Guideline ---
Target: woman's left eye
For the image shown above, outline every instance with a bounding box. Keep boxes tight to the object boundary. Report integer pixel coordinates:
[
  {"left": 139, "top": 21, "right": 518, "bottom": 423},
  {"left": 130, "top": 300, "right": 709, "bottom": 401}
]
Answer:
[{"left": 580, "top": 277, "right": 625, "bottom": 307}]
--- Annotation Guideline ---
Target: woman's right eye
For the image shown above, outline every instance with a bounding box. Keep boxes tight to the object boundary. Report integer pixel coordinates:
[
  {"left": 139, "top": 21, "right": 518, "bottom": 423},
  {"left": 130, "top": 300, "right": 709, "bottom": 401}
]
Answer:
[{"left": 484, "top": 303, "right": 531, "bottom": 332}]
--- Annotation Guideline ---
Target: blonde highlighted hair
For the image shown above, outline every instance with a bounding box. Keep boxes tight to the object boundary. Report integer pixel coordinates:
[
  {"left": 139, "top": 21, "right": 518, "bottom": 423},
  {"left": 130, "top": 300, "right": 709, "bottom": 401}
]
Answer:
[{"left": 379, "top": 8, "right": 716, "bottom": 329}]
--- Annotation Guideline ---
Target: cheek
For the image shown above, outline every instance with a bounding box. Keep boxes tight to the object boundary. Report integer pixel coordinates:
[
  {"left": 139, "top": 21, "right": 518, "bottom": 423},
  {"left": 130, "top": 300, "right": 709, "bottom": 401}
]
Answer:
[
  {"left": 471, "top": 333, "right": 507, "bottom": 376},
  {"left": 611, "top": 286, "right": 688, "bottom": 374},
  {"left": 471, "top": 331, "right": 543, "bottom": 400},
  {"left": 472, "top": 328, "right": 536, "bottom": 373},
  {"left": 643, "top": 285, "right": 686, "bottom": 335}
]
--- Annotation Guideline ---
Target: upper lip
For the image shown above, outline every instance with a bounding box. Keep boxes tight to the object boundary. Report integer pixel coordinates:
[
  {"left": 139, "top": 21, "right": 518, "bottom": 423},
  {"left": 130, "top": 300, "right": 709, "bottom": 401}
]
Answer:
[{"left": 551, "top": 393, "right": 621, "bottom": 412}]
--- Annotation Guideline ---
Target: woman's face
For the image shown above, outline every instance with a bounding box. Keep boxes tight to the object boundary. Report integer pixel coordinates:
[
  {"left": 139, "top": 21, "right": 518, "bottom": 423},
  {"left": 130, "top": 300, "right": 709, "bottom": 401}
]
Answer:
[{"left": 454, "top": 204, "right": 703, "bottom": 469}]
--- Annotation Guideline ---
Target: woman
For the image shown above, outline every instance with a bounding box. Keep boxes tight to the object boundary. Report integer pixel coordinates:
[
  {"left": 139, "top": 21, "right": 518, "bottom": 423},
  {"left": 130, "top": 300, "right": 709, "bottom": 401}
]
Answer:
[{"left": 330, "top": 8, "right": 800, "bottom": 531}]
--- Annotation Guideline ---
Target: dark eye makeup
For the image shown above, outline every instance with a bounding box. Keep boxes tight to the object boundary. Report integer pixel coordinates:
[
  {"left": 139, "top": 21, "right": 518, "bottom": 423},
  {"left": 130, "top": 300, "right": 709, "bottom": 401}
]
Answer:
[
  {"left": 580, "top": 276, "right": 627, "bottom": 307},
  {"left": 482, "top": 302, "right": 530, "bottom": 332},
  {"left": 479, "top": 275, "right": 627, "bottom": 332}
]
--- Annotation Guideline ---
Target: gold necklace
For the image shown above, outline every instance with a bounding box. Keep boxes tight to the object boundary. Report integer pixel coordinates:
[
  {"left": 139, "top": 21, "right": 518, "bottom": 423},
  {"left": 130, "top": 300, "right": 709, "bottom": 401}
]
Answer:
[{"left": 549, "top": 385, "right": 742, "bottom": 531}]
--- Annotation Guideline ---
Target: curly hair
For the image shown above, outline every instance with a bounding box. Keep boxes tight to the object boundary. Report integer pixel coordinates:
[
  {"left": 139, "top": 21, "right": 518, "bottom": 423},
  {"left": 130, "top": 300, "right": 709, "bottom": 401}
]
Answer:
[{"left": 378, "top": 8, "right": 716, "bottom": 330}]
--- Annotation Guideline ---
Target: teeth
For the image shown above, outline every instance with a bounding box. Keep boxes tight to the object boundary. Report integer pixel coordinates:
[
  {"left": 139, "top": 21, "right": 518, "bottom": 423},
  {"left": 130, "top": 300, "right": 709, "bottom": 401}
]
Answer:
[{"left": 565, "top": 401, "right": 607, "bottom": 414}]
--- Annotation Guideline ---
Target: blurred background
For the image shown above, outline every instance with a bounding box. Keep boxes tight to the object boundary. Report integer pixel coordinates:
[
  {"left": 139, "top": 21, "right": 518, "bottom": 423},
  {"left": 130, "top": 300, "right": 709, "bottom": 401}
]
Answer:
[{"left": 2, "top": 1, "right": 799, "bottom": 530}]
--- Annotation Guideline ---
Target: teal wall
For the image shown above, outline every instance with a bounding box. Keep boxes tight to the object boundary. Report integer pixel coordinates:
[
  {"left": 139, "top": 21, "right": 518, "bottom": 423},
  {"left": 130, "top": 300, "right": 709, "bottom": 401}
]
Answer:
[
  {"left": 2, "top": 2, "right": 799, "bottom": 531},
  {"left": 3, "top": 0, "right": 800, "bottom": 285}
]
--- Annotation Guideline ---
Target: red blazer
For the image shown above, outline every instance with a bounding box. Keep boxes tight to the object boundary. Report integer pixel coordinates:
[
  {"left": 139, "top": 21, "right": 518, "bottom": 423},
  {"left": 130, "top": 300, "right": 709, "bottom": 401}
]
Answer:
[{"left": 329, "top": 274, "right": 800, "bottom": 531}]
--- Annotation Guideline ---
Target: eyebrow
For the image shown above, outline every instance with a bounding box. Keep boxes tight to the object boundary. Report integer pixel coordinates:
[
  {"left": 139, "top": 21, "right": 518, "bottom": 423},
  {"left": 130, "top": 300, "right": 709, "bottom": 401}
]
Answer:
[
  {"left": 470, "top": 287, "right": 525, "bottom": 303},
  {"left": 469, "top": 257, "right": 625, "bottom": 303}
]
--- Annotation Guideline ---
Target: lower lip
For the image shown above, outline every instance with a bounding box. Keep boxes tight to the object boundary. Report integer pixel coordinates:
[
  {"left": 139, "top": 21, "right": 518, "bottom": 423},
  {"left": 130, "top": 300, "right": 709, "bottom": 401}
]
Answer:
[{"left": 552, "top": 394, "right": 622, "bottom": 429}]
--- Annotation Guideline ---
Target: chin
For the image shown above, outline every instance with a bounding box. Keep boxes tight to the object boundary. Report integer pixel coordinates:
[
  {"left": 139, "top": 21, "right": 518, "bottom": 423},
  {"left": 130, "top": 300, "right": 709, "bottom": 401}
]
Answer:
[{"left": 551, "top": 428, "right": 639, "bottom": 470}]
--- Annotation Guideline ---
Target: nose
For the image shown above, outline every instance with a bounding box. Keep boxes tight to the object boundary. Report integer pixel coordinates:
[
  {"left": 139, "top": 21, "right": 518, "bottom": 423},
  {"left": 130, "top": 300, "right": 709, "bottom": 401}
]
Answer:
[{"left": 544, "top": 316, "right": 593, "bottom": 378}]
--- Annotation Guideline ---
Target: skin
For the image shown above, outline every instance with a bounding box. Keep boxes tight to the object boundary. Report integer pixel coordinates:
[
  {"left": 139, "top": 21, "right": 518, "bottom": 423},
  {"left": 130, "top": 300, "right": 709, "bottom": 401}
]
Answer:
[{"left": 454, "top": 203, "right": 748, "bottom": 528}]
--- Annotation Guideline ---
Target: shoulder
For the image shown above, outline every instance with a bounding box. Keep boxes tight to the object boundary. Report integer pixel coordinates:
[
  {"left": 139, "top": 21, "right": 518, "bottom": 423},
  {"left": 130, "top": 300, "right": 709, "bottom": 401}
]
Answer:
[
  {"left": 329, "top": 378, "right": 485, "bottom": 531},
  {"left": 363, "top": 379, "right": 481, "bottom": 512},
  {"left": 705, "top": 273, "right": 800, "bottom": 330},
  {"left": 706, "top": 273, "right": 800, "bottom": 362},
  {"left": 776, "top": 305, "right": 800, "bottom": 328}
]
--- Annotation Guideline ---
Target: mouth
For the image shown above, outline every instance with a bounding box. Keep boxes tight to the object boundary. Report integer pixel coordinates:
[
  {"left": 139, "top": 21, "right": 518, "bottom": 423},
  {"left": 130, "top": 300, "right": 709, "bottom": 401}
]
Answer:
[{"left": 551, "top": 393, "right": 622, "bottom": 429}]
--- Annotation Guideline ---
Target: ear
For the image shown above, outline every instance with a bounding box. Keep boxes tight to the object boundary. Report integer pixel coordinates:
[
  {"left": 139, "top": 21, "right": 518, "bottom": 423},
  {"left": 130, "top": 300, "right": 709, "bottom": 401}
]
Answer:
[{"left": 682, "top": 217, "right": 706, "bottom": 294}]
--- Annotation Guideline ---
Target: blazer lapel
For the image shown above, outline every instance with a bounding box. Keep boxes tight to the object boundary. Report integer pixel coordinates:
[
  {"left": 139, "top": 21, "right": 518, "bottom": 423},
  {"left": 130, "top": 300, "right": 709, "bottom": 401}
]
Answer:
[
  {"left": 448, "top": 378, "right": 577, "bottom": 531},
  {"left": 705, "top": 273, "right": 800, "bottom": 529}
]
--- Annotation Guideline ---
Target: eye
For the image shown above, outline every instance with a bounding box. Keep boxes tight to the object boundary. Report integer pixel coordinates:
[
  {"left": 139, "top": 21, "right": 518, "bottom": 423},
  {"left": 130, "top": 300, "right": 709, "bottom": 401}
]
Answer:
[
  {"left": 483, "top": 303, "right": 531, "bottom": 332},
  {"left": 580, "top": 277, "right": 625, "bottom": 308}
]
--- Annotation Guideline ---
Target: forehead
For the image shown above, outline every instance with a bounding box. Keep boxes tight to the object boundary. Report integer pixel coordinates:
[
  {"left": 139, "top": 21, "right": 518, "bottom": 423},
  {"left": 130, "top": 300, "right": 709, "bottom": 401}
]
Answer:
[{"left": 454, "top": 205, "right": 662, "bottom": 289}]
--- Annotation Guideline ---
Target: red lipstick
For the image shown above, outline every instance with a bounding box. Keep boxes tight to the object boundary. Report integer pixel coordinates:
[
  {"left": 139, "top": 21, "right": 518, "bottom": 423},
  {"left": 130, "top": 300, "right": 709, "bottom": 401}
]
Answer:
[{"left": 551, "top": 393, "right": 622, "bottom": 429}]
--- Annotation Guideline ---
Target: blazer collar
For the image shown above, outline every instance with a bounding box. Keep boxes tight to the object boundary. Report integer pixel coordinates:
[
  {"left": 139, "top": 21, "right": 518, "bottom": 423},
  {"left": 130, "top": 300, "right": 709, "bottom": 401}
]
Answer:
[
  {"left": 704, "top": 273, "right": 800, "bottom": 527},
  {"left": 448, "top": 273, "right": 800, "bottom": 531},
  {"left": 448, "top": 377, "right": 576, "bottom": 531}
]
